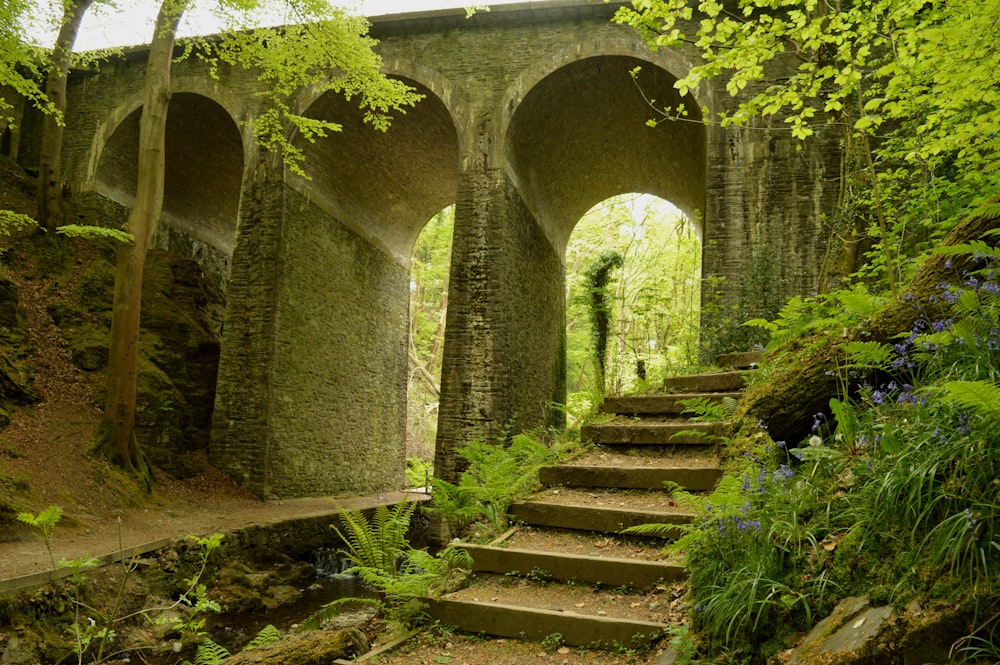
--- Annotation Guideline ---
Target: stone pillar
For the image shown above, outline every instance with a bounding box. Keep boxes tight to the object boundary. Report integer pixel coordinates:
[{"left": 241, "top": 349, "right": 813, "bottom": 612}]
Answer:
[
  {"left": 211, "top": 146, "right": 408, "bottom": 499},
  {"left": 434, "top": 115, "right": 565, "bottom": 485}
]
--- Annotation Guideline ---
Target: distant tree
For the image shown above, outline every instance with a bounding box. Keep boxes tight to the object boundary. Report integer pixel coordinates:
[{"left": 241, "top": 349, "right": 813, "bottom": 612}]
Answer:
[
  {"left": 100, "top": 0, "right": 421, "bottom": 478},
  {"left": 566, "top": 195, "right": 700, "bottom": 404}
]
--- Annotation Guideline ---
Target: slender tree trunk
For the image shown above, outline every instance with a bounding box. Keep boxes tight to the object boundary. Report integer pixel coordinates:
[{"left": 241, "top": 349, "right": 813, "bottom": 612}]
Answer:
[
  {"left": 37, "top": 0, "right": 94, "bottom": 231},
  {"left": 102, "top": 0, "right": 189, "bottom": 474}
]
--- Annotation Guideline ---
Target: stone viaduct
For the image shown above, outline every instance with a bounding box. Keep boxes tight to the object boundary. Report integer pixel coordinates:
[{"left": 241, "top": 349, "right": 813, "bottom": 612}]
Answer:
[{"left": 7, "top": 1, "right": 840, "bottom": 499}]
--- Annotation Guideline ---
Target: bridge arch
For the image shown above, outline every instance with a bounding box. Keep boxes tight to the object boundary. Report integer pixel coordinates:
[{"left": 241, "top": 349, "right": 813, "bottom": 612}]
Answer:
[
  {"left": 504, "top": 53, "right": 707, "bottom": 255},
  {"left": 89, "top": 91, "right": 245, "bottom": 257},
  {"left": 288, "top": 76, "right": 459, "bottom": 264}
]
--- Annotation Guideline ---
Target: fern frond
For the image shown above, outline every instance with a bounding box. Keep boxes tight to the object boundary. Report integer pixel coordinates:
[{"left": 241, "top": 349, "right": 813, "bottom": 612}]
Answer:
[
  {"left": 621, "top": 522, "right": 686, "bottom": 538},
  {"left": 243, "top": 624, "right": 281, "bottom": 651},
  {"left": 843, "top": 341, "right": 894, "bottom": 371},
  {"left": 190, "top": 638, "right": 231, "bottom": 665},
  {"left": 933, "top": 381, "right": 1000, "bottom": 424},
  {"left": 679, "top": 397, "right": 728, "bottom": 421},
  {"left": 299, "top": 597, "right": 381, "bottom": 632}
]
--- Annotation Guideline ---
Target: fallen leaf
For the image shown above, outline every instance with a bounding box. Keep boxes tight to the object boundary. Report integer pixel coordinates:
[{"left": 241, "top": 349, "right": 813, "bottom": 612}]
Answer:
[{"left": 574, "top": 602, "right": 586, "bottom": 608}]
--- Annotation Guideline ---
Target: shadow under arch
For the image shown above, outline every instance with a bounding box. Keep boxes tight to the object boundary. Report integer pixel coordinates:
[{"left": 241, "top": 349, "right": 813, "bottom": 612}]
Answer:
[
  {"left": 288, "top": 75, "right": 459, "bottom": 265},
  {"left": 505, "top": 54, "right": 707, "bottom": 255},
  {"left": 92, "top": 92, "right": 244, "bottom": 257}
]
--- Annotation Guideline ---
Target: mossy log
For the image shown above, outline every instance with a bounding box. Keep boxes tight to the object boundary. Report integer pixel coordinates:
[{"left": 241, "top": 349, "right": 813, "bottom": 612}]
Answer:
[
  {"left": 223, "top": 627, "right": 369, "bottom": 664},
  {"left": 734, "top": 197, "right": 1000, "bottom": 447}
]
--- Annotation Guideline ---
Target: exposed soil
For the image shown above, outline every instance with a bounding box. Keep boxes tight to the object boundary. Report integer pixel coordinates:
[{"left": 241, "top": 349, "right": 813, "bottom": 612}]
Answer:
[
  {"left": 504, "top": 526, "right": 679, "bottom": 563},
  {"left": 568, "top": 446, "right": 718, "bottom": 467},
  {"left": 370, "top": 629, "right": 679, "bottom": 665},
  {"left": 527, "top": 487, "right": 694, "bottom": 514},
  {"left": 445, "top": 573, "right": 687, "bottom": 625}
]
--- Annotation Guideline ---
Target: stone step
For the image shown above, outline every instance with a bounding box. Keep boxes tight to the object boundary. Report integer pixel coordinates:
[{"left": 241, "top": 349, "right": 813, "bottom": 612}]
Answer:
[
  {"left": 662, "top": 370, "right": 748, "bottom": 393},
  {"left": 509, "top": 500, "right": 692, "bottom": 538},
  {"left": 539, "top": 464, "right": 721, "bottom": 491},
  {"left": 581, "top": 419, "right": 723, "bottom": 445},
  {"left": 418, "top": 597, "right": 667, "bottom": 650},
  {"left": 603, "top": 392, "right": 743, "bottom": 416},
  {"left": 715, "top": 351, "right": 763, "bottom": 369},
  {"left": 459, "top": 543, "right": 685, "bottom": 588}
]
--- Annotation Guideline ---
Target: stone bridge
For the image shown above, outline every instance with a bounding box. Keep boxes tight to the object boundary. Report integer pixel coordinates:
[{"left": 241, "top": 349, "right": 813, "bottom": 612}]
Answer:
[{"left": 11, "top": 1, "right": 839, "bottom": 498}]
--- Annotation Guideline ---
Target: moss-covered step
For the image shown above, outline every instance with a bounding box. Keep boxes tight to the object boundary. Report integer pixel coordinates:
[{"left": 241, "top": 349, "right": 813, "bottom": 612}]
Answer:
[
  {"left": 603, "top": 392, "right": 743, "bottom": 416},
  {"left": 662, "top": 370, "right": 749, "bottom": 393},
  {"left": 458, "top": 543, "right": 685, "bottom": 588},
  {"left": 538, "top": 464, "right": 721, "bottom": 491},
  {"left": 581, "top": 419, "right": 722, "bottom": 445},
  {"left": 508, "top": 500, "right": 692, "bottom": 538},
  {"left": 418, "top": 597, "right": 667, "bottom": 649}
]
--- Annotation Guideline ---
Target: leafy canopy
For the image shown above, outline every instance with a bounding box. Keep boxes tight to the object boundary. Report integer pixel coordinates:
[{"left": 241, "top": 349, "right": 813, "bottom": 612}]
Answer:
[
  {"left": 184, "top": 0, "right": 423, "bottom": 177},
  {"left": 617, "top": 0, "right": 1000, "bottom": 289}
]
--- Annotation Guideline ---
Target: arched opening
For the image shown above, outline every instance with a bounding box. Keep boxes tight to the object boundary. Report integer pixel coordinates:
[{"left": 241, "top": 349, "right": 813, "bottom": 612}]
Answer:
[
  {"left": 565, "top": 193, "right": 701, "bottom": 417},
  {"left": 406, "top": 205, "right": 454, "bottom": 488},
  {"left": 91, "top": 92, "right": 244, "bottom": 478},
  {"left": 96, "top": 93, "right": 243, "bottom": 246},
  {"left": 497, "top": 54, "right": 707, "bottom": 432}
]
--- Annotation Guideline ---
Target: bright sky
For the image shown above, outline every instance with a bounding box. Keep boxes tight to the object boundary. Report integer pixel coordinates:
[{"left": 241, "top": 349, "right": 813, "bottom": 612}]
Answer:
[{"left": 38, "top": 1, "right": 541, "bottom": 51}]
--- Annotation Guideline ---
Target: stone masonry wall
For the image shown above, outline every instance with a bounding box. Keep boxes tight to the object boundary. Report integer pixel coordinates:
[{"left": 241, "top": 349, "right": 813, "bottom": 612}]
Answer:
[{"left": 49, "top": 1, "right": 842, "bottom": 497}]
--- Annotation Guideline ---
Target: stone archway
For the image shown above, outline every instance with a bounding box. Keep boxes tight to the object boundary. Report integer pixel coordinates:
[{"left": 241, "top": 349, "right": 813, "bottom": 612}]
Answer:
[
  {"left": 434, "top": 55, "right": 707, "bottom": 483},
  {"left": 211, "top": 78, "right": 460, "bottom": 498}
]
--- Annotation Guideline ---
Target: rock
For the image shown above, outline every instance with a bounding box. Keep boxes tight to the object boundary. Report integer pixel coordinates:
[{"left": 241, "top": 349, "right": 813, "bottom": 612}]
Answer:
[
  {"left": 0, "top": 635, "right": 40, "bottom": 665},
  {"left": 265, "top": 584, "right": 301, "bottom": 609},
  {"left": 790, "top": 596, "right": 897, "bottom": 664}
]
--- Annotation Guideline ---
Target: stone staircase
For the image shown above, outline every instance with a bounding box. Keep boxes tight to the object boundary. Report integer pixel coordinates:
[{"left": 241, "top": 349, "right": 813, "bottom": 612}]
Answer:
[{"left": 420, "top": 354, "right": 757, "bottom": 651}]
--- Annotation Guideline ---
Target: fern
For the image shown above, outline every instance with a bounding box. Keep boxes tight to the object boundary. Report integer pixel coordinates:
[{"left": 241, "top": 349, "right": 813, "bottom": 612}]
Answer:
[
  {"left": 243, "top": 624, "right": 281, "bottom": 651},
  {"left": 426, "top": 433, "right": 558, "bottom": 536},
  {"left": 184, "top": 638, "right": 231, "bottom": 665},
  {"left": 299, "top": 597, "right": 381, "bottom": 632},
  {"left": 331, "top": 501, "right": 416, "bottom": 576},
  {"left": 933, "top": 380, "right": 1000, "bottom": 425},
  {"left": 843, "top": 341, "right": 894, "bottom": 372}
]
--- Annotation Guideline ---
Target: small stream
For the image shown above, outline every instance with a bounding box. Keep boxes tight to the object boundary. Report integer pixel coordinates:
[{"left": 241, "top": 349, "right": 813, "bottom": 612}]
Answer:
[{"left": 143, "top": 548, "right": 379, "bottom": 663}]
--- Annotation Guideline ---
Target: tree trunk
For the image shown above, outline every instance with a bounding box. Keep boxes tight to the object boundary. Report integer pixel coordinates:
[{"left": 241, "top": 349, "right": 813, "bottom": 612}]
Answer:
[
  {"left": 223, "top": 627, "right": 369, "bottom": 664},
  {"left": 101, "top": 0, "right": 189, "bottom": 475},
  {"left": 735, "top": 197, "right": 1000, "bottom": 446},
  {"left": 37, "top": 0, "right": 94, "bottom": 231}
]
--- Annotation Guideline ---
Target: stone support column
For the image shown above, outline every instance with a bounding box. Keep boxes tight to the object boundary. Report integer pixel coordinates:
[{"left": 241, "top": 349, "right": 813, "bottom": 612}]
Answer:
[
  {"left": 434, "top": 114, "right": 565, "bottom": 485},
  {"left": 212, "top": 145, "right": 409, "bottom": 498}
]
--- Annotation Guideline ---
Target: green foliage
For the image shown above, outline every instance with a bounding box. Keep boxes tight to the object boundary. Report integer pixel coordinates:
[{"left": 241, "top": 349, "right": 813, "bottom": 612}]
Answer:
[
  {"left": 331, "top": 501, "right": 416, "bottom": 577},
  {"left": 408, "top": 207, "right": 454, "bottom": 460},
  {"left": 188, "top": 4, "right": 422, "bottom": 178},
  {"left": 16, "top": 504, "right": 63, "bottom": 569},
  {"left": 312, "top": 502, "right": 471, "bottom": 628},
  {"left": 654, "top": 252, "right": 1000, "bottom": 659},
  {"left": 426, "top": 433, "right": 562, "bottom": 539},
  {"left": 617, "top": 0, "right": 1000, "bottom": 293},
  {"left": 566, "top": 195, "right": 702, "bottom": 402},
  {"left": 583, "top": 249, "right": 624, "bottom": 393},
  {"left": 182, "top": 624, "right": 280, "bottom": 665},
  {"left": 0, "top": 210, "right": 37, "bottom": 238},
  {"left": 55, "top": 224, "right": 133, "bottom": 244},
  {"left": 0, "top": 0, "right": 56, "bottom": 119}
]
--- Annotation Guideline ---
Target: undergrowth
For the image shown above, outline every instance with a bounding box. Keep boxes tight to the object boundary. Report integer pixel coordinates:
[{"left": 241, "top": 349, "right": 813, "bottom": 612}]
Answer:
[{"left": 628, "top": 237, "right": 1000, "bottom": 662}]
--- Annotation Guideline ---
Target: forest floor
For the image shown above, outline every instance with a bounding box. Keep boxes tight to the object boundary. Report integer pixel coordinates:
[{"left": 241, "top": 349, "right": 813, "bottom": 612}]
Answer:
[{"left": 0, "top": 235, "right": 674, "bottom": 663}]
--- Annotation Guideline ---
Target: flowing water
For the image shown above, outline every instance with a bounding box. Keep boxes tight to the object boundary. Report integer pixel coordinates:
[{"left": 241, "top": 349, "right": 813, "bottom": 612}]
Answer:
[{"left": 142, "top": 548, "right": 379, "bottom": 663}]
